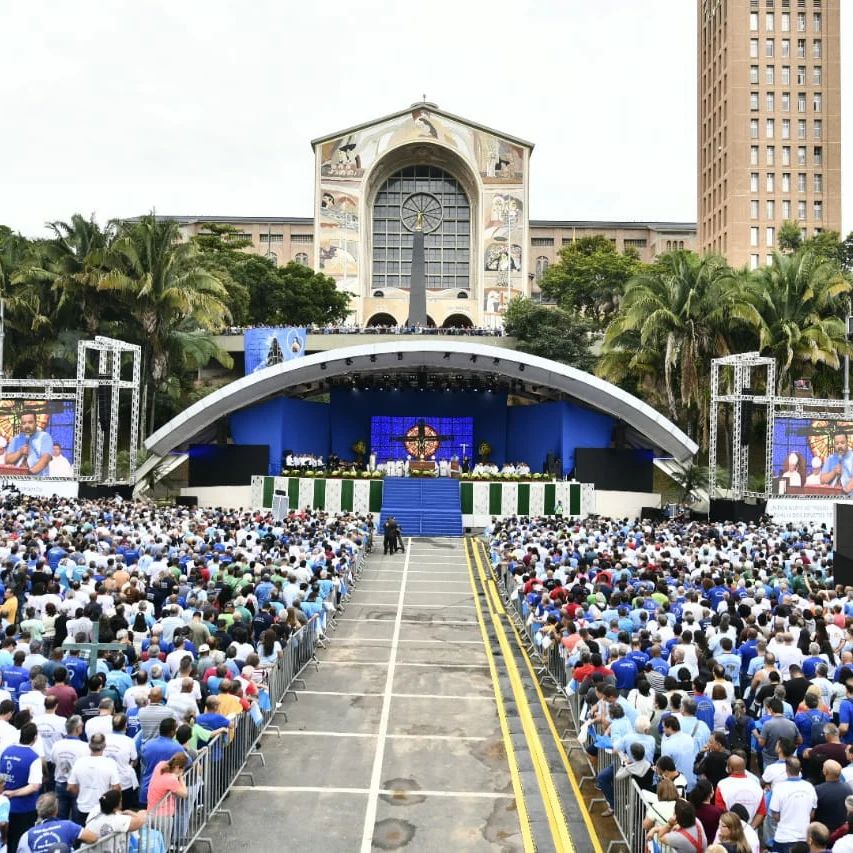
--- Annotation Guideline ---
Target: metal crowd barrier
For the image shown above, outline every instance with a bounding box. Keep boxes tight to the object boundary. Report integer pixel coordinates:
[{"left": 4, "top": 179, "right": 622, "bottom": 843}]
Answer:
[
  {"left": 488, "top": 544, "right": 680, "bottom": 853},
  {"left": 490, "top": 548, "right": 638, "bottom": 852},
  {"left": 75, "top": 535, "right": 371, "bottom": 853}
]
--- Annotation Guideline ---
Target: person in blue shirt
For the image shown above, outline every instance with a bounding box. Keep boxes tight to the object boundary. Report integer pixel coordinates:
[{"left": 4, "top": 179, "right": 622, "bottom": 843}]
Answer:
[
  {"left": 2, "top": 722, "right": 44, "bottom": 852},
  {"left": 15, "top": 792, "right": 98, "bottom": 853},
  {"left": 661, "top": 715, "right": 697, "bottom": 792},
  {"left": 2, "top": 651, "right": 30, "bottom": 697},
  {"left": 802, "top": 645, "right": 828, "bottom": 679},
  {"left": 610, "top": 646, "right": 638, "bottom": 694},
  {"left": 4, "top": 411, "right": 53, "bottom": 478},
  {"left": 60, "top": 650, "right": 89, "bottom": 695},
  {"left": 691, "top": 678, "right": 717, "bottom": 732},
  {"left": 837, "top": 681, "right": 853, "bottom": 745},
  {"left": 820, "top": 431, "right": 853, "bottom": 493},
  {"left": 140, "top": 717, "right": 186, "bottom": 807},
  {"left": 716, "top": 637, "right": 742, "bottom": 692},
  {"left": 794, "top": 692, "right": 832, "bottom": 756}
]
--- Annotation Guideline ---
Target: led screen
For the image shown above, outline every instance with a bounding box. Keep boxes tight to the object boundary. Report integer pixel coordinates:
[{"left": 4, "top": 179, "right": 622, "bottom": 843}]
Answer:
[
  {"left": 0, "top": 399, "right": 76, "bottom": 478},
  {"left": 773, "top": 417, "right": 853, "bottom": 496},
  {"left": 370, "top": 416, "right": 473, "bottom": 462}
]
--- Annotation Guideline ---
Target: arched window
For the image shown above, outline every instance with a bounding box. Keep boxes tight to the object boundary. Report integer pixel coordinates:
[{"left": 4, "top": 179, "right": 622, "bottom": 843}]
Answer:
[
  {"left": 372, "top": 165, "right": 470, "bottom": 292},
  {"left": 442, "top": 313, "right": 473, "bottom": 329},
  {"left": 294, "top": 252, "right": 309, "bottom": 266},
  {"left": 535, "top": 256, "right": 550, "bottom": 283},
  {"left": 366, "top": 312, "right": 398, "bottom": 327}
]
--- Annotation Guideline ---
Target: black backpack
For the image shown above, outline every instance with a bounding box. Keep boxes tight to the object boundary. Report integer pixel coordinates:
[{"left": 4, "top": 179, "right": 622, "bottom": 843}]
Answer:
[{"left": 729, "top": 716, "right": 750, "bottom": 752}]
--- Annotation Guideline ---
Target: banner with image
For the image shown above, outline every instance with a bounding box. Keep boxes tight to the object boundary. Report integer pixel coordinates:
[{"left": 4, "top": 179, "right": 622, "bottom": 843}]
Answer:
[
  {"left": 0, "top": 399, "right": 76, "bottom": 478},
  {"left": 243, "top": 327, "right": 306, "bottom": 375}
]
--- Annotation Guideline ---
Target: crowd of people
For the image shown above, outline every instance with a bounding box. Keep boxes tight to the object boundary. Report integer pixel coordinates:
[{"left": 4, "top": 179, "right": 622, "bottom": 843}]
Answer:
[
  {"left": 0, "top": 489, "right": 371, "bottom": 852},
  {"left": 224, "top": 323, "right": 505, "bottom": 337},
  {"left": 489, "top": 513, "right": 853, "bottom": 852}
]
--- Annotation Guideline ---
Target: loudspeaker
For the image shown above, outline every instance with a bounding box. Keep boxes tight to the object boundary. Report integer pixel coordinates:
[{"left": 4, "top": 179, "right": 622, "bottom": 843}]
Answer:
[
  {"left": 640, "top": 506, "right": 665, "bottom": 522},
  {"left": 176, "top": 495, "right": 198, "bottom": 507},
  {"left": 97, "top": 383, "right": 111, "bottom": 429},
  {"left": 709, "top": 498, "right": 766, "bottom": 524},
  {"left": 834, "top": 504, "right": 853, "bottom": 586},
  {"left": 740, "top": 400, "right": 753, "bottom": 445}
]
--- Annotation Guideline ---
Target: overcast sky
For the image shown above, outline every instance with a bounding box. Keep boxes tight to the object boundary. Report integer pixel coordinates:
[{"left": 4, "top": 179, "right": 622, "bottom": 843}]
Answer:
[{"left": 2, "top": 1, "right": 850, "bottom": 239}]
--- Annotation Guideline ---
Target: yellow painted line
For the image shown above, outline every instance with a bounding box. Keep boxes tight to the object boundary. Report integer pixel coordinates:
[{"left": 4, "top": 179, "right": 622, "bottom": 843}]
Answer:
[
  {"left": 476, "top": 541, "right": 605, "bottom": 853},
  {"left": 470, "top": 539, "right": 575, "bottom": 853},
  {"left": 462, "top": 538, "right": 536, "bottom": 853}
]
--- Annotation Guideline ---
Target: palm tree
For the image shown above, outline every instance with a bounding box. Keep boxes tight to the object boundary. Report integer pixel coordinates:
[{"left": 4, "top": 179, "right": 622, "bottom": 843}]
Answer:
[
  {"left": 599, "top": 251, "right": 756, "bottom": 446},
  {"left": 0, "top": 227, "right": 59, "bottom": 376},
  {"left": 42, "top": 214, "right": 117, "bottom": 334},
  {"left": 744, "top": 249, "right": 852, "bottom": 393},
  {"left": 95, "top": 213, "right": 233, "bottom": 435}
]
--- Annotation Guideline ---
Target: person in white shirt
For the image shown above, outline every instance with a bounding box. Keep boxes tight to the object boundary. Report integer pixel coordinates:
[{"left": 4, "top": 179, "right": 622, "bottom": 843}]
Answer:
[
  {"left": 166, "top": 678, "right": 199, "bottom": 719},
  {"left": 33, "top": 696, "right": 66, "bottom": 757},
  {"left": 47, "top": 444, "right": 74, "bottom": 478},
  {"left": 103, "top": 715, "right": 139, "bottom": 808},
  {"left": 768, "top": 757, "right": 818, "bottom": 848},
  {"left": 84, "top": 699, "right": 116, "bottom": 741},
  {"left": 18, "top": 675, "right": 49, "bottom": 718},
  {"left": 67, "top": 733, "right": 121, "bottom": 822},
  {"left": 0, "top": 701, "right": 19, "bottom": 753}
]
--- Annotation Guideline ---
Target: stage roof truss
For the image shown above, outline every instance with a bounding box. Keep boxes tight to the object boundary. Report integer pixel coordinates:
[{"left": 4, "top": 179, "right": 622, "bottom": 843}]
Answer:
[
  {"left": 709, "top": 352, "right": 853, "bottom": 503},
  {"left": 140, "top": 341, "right": 698, "bottom": 489}
]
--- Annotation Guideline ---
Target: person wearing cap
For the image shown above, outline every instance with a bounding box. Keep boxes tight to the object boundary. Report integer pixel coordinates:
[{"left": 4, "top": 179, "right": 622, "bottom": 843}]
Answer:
[
  {"left": 15, "top": 792, "right": 97, "bottom": 853},
  {"left": 67, "top": 732, "right": 121, "bottom": 825}
]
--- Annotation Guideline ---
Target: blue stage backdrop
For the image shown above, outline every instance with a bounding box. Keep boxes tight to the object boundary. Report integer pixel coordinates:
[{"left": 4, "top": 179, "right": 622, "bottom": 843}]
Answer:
[
  {"left": 370, "top": 416, "right": 473, "bottom": 462},
  {"left": 243, "top": 327, "right": 306, "bottom": 375},
  {"left": 773, "top": 417, "right": 853, "bottom": 495}
]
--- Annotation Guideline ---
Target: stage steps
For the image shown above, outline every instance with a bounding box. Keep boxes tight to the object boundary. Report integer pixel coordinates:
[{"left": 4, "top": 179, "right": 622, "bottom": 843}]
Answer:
[{"left": 379, "top": 478, "right": 463, "bottom": 537}]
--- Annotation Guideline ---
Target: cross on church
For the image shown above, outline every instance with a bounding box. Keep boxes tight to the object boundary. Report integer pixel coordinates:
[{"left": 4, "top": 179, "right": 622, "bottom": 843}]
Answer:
[
  {"left": 65, "top": 622, "right": 126, "bottom": 677},
  {"left": 391, "top": 418, "right": 455, "bottom": 460}
]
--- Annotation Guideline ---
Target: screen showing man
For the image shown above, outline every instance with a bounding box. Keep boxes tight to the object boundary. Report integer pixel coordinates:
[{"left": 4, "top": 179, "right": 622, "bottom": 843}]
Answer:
[
  {"left": 5, "top": 410, "right": 53, "bottom": 476},
  {"left": 773, "top": 419, "right": 853, "bottom": 497},
  {"left": 820, "top": 431, "right": 853, "bottom": 493}
]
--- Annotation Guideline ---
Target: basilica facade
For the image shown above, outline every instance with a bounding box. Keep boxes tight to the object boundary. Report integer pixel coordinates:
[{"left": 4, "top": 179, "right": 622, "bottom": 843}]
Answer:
[{"left": 171, "top": 104, "right": 697, "bottom": 328}]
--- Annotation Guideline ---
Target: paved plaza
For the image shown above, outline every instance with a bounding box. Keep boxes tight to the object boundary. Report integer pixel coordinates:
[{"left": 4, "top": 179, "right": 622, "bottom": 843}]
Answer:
[{"left": 219, "top": 538, "right": 527, "bottom": 852}]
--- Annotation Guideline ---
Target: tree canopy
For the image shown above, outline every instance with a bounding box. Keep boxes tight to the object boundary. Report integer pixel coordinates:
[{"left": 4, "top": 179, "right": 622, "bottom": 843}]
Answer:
[
  {"left": 538, "top": 235, "right": 645, "bottom": 328},
  {"left": 504, "top": 297, "right": 595, "bottom": 371}
]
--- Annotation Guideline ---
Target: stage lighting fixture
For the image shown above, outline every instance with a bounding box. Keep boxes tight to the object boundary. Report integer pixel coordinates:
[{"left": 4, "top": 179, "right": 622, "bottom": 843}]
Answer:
[
  {"left": 470, "top": 355, "right": 477, "bottom": 363},
  {"left": 493, "top": 358, "right": 500, "bottom": 365},
  {"left": 320, "top": 363, "right": 327, "bottom": 370},
  {"left": 443, "top": 352, "right": 451, "bottom": 360},
  {"left": 369, "top": 355, "right": 377, "bottom": 363},
  {"left": 345, "top": 358, "right": 353, "bottom": 366},
  {"left": 397, "top": 352, "right": 403, "bottom": 361},
  {"left": 518, "top": 364, "right": 525, "bottom": 372}
]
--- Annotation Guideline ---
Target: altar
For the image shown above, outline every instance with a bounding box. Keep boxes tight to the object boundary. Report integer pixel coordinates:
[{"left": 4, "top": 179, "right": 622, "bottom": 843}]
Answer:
[{"left": 408, "top": 460, "right": 461, "bottom": 477}]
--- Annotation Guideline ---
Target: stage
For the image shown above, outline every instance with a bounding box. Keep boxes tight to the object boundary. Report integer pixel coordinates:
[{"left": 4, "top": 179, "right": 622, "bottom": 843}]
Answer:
[
  {"left": 228, "top": 388, "right": 630, "bottom": 480},
  {"left": 141, "top": 341, "right": 698, "bottom": 509}
]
